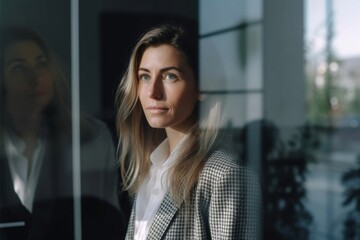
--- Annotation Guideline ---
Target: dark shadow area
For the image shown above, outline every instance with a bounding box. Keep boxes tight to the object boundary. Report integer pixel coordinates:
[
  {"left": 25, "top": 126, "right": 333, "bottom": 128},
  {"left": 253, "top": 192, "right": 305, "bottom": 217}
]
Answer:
[{"left": 0, "top": 196, "right": 125, "bottom": 240}]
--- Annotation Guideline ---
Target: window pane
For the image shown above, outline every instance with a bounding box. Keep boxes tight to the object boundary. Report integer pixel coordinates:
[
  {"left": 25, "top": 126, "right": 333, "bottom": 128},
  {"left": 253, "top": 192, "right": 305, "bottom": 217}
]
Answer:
[
  {"left": 306, "top": 0, "right": 360, "bottom": 239},
  {"left": 0, "top": 0, "right": 125, "bottom": 239}
]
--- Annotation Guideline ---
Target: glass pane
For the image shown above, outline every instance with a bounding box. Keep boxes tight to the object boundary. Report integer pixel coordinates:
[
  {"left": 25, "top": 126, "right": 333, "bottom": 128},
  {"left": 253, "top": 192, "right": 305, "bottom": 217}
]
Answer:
[
  {"left": 199, "top": 0, "right": 263, "bottom": 236},
  {"left": 0, "top": 0, "right": 76, "bottom": 239},
  {"left": 305, "top": 0, "right": 360, "bottom": 239},
  {"left": 0, "top": 0, "right": 124, "bottom": 239},
  {"left": 200, "top": 0, "right": 262, "bottom": 35},
  {"left": 199, "top": 93, "right": 263, "bottom": 128},
  {"left": 200, "top": 25, "right": 263, "bottom": 91}
]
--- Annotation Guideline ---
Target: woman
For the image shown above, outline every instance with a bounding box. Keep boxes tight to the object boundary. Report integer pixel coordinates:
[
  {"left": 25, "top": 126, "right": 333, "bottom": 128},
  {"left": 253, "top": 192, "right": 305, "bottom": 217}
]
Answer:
[
  {"left": 0, "top": 26, "right": 126, "bottom": 240},
  {"left": 116, "top": 24, "right": 260, "bottom": 239}
]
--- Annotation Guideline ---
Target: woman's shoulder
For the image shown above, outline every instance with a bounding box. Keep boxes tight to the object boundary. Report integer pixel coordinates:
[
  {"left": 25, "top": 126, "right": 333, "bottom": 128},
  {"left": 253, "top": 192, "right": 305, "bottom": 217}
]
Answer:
[
  {"left": 203, "top": 149, "right": 242, "bottom": 173},
  {"left": 199, "top": 149, "right": 257, "bottom": 188},
  {"left": 196, "top": 149, "right": 260, "bottom": 205}
]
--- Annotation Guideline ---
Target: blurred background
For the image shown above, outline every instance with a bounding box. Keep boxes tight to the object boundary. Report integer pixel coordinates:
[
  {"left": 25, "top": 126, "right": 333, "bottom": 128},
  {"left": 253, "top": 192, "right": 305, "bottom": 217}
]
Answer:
[{"left": 0, "top": 0, "right": 359, "bottom": 239}]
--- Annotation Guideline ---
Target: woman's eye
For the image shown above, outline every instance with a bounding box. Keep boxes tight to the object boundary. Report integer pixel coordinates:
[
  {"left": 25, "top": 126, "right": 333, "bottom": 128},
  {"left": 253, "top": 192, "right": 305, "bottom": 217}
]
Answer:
[
  {"left": 139, "top": 74, "right": 150, "bottom": 81},
  {"left": 11, "top": 65, "right": 27, "bottom": 74},
  {"left": 37, "top": 60, "right": 49, "bottom": 70},
  {"left": 163, "top": 73, "right": 178, "bottom": 81}
]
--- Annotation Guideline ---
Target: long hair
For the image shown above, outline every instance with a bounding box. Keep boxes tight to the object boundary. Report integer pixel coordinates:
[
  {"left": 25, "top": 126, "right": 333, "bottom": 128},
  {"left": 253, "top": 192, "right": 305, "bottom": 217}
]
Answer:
[
  {"left": 0, "top": 26, "right": 71, "bottom": 135},
  {"left": 116, "top": 24, "right": 222, "bottom": 204},
  {"left": 0, "top": 26, "right": 93, "bottom": 141}
]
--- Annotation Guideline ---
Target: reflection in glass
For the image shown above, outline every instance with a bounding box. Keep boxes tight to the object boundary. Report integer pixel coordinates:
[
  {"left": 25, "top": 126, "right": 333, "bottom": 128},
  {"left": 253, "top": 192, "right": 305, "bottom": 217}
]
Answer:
[
  {"left": 240, "top": 120, "right": 318, "bottom": 240},
  {"left": 306, "top": 0, "right": 360, "bottom": 239},
  {"left": 200, "top": 26, "right": 262, "bottom": 92},
  {"left": 341, "top": 157, "right": 360, "bottom": 239},
  {"left": 0, "top": 26, "right": 125, "bottom": 240}
]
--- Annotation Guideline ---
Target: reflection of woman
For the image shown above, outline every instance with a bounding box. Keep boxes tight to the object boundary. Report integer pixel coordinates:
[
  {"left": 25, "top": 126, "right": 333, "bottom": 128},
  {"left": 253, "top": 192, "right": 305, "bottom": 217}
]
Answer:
[
  {"left": 0, "top": 26, "right": 125, "bottom": 240},
  {"left": 116, "top": 24, "right": 260, "bottom": 239}
]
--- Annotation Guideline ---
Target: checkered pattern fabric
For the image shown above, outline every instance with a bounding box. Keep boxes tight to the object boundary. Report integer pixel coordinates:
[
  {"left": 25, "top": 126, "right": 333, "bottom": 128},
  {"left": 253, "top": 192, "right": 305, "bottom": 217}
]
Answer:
[{"left": 126, "top": 150, "right": 261, "bottom": 239}]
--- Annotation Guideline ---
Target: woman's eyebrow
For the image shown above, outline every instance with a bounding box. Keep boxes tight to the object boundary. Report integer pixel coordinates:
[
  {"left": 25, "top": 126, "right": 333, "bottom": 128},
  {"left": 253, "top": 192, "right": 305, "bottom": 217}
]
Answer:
[
  {"left": 138, "top": 66, "right": 184, "bottom": 73},
  {"left": 6, "top": 58, "right": 25, "bottom": 66},
  {"left": 138, "top": 67, "right": 150, "bottom": 72},
  {"left": 160, "top": 66, "right": 183, "bottom": 73},
  {"left": 6, "top": 54, "right": 47, "bottom": 66}
]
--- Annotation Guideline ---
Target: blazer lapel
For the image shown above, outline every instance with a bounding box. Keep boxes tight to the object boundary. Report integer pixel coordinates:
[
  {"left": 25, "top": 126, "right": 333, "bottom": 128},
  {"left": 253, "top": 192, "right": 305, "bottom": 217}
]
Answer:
[
  {"left": 147, "top": 192, "right": 180, "bottom": 240},
  {"left": 0, "top": 152, "right": 31, "bottom": 240},
  {"left": 125, "top": 199, "right": 136, "bottom": 240}
]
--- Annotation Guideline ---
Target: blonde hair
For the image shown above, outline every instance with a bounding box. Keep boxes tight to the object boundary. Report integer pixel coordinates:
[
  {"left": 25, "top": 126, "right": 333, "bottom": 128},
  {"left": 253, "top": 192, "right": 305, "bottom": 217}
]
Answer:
[{"left": 116, "top": 24, "right": 222, "bottom": 204}]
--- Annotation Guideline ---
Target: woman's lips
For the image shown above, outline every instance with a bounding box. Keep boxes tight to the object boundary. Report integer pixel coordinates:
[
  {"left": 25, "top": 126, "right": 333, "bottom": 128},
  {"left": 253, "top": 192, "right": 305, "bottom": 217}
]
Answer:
[{"left": 146, "top": 106, "right": 168, "bottom": 113}]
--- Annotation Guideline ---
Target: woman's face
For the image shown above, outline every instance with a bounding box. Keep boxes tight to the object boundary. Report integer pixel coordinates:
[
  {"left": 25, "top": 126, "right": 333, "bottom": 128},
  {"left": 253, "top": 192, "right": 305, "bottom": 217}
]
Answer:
[
  {"left": 137, "top": 44, "right": 198, "bottom": 132},
  {"left": 3, "top": 40, "right": 54, "bottom": 115}
]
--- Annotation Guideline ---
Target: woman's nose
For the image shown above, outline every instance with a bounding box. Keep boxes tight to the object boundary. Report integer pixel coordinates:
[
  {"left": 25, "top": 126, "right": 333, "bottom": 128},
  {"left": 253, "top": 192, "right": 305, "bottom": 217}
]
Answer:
[
  {"left": 148, "top": 78, "right": 163, "bottom": 100},
  {"left": 28, "top": 68, "right": 45, "bottom": 86},
  {"left": 23, "top": 67, "right": 39, "bottom": 86}
]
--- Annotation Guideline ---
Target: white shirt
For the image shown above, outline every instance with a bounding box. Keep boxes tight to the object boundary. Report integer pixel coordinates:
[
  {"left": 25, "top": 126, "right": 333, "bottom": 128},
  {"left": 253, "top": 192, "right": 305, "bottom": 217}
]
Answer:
[
  {"left": 134, "top": 137, "right": 185, "bottom": 240},
  {"left": 4, "top": 131, "right": 45, "bottom": 212}
]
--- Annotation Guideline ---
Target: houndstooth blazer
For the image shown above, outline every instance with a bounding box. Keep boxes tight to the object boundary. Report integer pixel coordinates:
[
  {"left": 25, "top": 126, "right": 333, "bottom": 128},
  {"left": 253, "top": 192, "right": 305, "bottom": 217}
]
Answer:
[{"left": 125, "top": 150, "right": 261, "bottom": 240}]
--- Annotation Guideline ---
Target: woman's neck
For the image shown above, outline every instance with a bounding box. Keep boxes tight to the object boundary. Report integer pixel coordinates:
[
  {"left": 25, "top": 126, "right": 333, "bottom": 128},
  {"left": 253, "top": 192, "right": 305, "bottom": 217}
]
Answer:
[
  {"left": 7, "top": 111, "right": 42, "bottom": 140},
  {"left": 7, "top": 111, "right": 42, "bottom": 172},
  {"left": 165, "top": 128, "right": 188, "bottom": 153}
]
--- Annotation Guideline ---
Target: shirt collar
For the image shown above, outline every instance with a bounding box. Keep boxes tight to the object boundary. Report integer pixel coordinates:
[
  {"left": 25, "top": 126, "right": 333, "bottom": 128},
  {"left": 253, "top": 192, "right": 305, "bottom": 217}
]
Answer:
[
  {"left": 150, "top": 136, "right": 188, "bottom": 167},
  {"left": 6, "top": 130, "right": 26, "bottom": 154}
]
